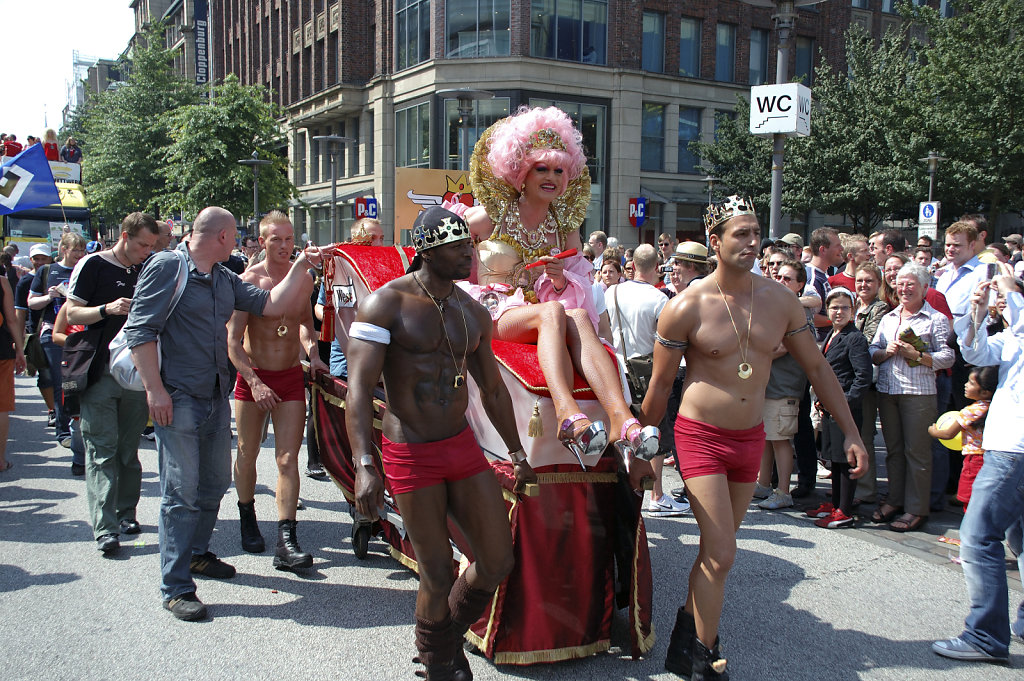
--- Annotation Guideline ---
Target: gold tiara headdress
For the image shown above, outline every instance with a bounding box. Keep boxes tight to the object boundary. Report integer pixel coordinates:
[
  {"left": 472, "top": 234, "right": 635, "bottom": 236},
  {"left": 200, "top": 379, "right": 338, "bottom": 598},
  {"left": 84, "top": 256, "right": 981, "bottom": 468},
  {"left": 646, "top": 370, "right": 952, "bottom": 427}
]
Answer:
[
  {"left": 411, "top": 208, "right": 471, "bottom": 253},
  {"left": 704, "top": 195, "right": 756, "bottom": 235},
  {"left": 526, "top": 128, "right": 567, "bottom": 153}
]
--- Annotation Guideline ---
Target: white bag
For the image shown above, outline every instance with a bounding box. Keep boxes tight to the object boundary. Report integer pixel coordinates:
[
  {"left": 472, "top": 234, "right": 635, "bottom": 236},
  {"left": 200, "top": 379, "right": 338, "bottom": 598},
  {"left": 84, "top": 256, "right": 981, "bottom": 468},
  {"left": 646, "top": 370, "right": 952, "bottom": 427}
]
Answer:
[{"left": 108, "top": 250, "right": 188, "bottom": 391}]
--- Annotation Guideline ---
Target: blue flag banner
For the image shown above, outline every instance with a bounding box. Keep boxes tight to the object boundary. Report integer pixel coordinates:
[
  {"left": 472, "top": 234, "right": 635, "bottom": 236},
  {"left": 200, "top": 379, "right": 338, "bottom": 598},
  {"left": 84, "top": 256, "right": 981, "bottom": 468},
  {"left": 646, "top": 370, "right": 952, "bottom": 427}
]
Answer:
[{"left": 0, "top": 144, "right": 61, "bottom": 215}]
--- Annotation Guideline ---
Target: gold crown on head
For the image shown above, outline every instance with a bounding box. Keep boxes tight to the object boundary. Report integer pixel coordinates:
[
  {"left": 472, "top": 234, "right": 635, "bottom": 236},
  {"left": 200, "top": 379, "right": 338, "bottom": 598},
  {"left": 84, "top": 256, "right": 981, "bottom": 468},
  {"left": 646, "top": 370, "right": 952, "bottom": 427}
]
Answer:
[
  {"left": 704, "top": 195, "right": 756, "bottom": 235},
  {"left": 526, "top": 128, "right": 567, "bottom": 153}
]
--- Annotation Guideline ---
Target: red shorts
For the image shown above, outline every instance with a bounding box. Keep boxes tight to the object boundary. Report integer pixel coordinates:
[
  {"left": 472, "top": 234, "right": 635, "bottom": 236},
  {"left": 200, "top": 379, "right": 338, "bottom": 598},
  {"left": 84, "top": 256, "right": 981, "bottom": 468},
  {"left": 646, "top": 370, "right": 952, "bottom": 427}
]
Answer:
[
  {"left": 957, "top": 454, "right": 984, "bottom": 507},
  {"left": 674, "top": 414, "right": 765, "bottom": 483},
  {"left": 381, "top": 426, "right": 491, "bottom": 496},
  {"left": 234, "top": 366, "right": 306, "bottom": 403}
]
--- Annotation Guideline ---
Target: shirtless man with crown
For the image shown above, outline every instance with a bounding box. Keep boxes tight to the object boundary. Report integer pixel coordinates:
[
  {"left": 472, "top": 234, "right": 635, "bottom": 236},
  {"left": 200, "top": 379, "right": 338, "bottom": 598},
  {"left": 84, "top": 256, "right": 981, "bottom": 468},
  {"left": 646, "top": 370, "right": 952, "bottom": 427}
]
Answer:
[{"left": 642, "top": 196, "right": 868, "bottom": 680}]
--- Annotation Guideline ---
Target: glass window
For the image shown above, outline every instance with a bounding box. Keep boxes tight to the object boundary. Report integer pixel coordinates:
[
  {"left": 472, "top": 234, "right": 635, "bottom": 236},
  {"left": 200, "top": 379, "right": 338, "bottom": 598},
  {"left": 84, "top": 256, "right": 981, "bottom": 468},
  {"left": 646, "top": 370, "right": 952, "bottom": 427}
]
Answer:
[
  {"left": 852, "top": 0, "right": 868, "bottom": 8},
  {"left": 939, "top": 0, "right": 955, "bottom": 17},
  {"left": 396, "top": 0, "right": 431, "bottom": 71},
  {"left": 443, "top": 97, "right": 511, "bottom": 170},
  {"left": 749, "top": 28, "right": 769, "bottom": 85},
  {"left": 641, "top": 103, "right": 665, "bottom": 172},
  {"left": 642, "top": 12, "right": 665, "bottom": 73},
  {"left": 528, "top": 97, "right": 607, "bottom": 233},
  {"left": 679, "top": 17, "right": 701, "bottom": 77},
  {"left": 678, "top": 108, "right": 701, "bottom": 174},
  {"left": 395, "top": 102, "right": 430, "bottom": 168},
  {"left": 795, "top": 36, "right": 815, "bottom": 86},
  {"left": 531, "top": 0, "right": 607, "bottom": 65},
  {"left": 294, "top": 131, "right": 306, "bottom": 185},
  {"left": 715, "top": 24, "right": 736, "bottom": 83},
  {"left": 882, "top": 0, "right": 896, "bottom": 13},
  {"left": 310, "top": 127, "right": 320, "bottom": 184},
  {"left": 446, "top": 1, "right": 511, "bottom": 58}
]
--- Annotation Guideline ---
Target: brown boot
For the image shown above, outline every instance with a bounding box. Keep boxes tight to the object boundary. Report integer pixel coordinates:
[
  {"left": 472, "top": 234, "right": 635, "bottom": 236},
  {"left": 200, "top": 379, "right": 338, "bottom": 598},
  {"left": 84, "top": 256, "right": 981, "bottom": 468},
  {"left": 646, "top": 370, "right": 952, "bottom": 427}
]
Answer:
[
  {"left": 415, "top": 616, "right": 456, "bottom": 681},
  {"left": 447, "top": 573, "right": 495, "bottom": 681}
]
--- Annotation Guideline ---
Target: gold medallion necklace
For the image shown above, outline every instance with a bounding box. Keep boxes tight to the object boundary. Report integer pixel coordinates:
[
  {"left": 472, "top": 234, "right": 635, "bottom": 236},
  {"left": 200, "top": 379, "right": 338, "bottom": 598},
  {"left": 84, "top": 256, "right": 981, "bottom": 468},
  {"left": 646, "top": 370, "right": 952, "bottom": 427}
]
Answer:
[
  {"left": 413, "top": 272, "right": 468, "bottom": 388},
  {"left": 265, "top": 263, "right": 288, "bottom": 336},
  {"left": 714, "top": 276, "right": 755, "bottom": 380}
]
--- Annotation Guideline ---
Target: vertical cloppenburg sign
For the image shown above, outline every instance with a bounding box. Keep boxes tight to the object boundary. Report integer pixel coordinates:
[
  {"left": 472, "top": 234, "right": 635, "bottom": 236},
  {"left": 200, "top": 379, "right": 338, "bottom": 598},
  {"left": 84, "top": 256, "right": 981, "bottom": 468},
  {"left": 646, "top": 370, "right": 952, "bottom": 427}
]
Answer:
[
  {"left": 629, "top": 197, "right": 647, "bottom": 228},
  {"left": 194, "top": 0, "right": 209, "bottom": 88},
  {"left": 749, "top": 83, "right": 812, "bottom": 137}
]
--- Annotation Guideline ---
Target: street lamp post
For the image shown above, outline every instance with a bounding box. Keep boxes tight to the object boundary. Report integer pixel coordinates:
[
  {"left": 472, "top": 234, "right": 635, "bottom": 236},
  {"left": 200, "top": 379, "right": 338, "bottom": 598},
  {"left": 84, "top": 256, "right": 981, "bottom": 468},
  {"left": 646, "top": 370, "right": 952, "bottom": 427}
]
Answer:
[
  {"left": 700, "top": 175, "right": 721, "bottom": 206},
  {"left": 741, "top": 0, "right": 826, "bottom": 239},
  {"left": 919, "top": 150, "right": 946, "bottom": 202},
  {"left": 436, "top": 88, "right": 494, "bottom": 171},
  {"left": 312, "top": 135, "right": 354, "bottom": 243},
  {"left": 237, "top": 152, "right": 273, "bottom": 230}
]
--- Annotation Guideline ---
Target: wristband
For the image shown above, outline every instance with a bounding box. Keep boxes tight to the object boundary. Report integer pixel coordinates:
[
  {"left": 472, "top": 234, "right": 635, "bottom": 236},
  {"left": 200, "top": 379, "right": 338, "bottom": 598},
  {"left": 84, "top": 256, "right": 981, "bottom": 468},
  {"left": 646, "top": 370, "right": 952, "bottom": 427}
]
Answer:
[
  {"left": 98, "top": 304, "right": 108, "bottom": 319},
  {"left": 508, "top": 448, "right": 527, "bottom": 464},
  {"left": 359, "top": 454, "right": 375, "bottom": 469}
]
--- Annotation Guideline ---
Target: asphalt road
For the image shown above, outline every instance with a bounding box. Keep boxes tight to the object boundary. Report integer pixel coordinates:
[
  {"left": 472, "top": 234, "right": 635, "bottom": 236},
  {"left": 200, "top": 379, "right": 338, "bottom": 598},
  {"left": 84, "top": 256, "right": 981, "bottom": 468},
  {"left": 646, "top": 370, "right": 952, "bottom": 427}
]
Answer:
[{"left": 2, "top": 375, "right": 1023, "bottom": 681}]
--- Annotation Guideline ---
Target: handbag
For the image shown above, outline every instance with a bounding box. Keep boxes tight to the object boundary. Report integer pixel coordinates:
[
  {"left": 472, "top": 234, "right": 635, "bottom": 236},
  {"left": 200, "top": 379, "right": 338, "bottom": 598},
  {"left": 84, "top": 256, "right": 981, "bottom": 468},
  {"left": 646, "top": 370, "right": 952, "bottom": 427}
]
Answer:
[
  {"left": 612, "top": 284, "right": 655, "bottom": 407},
  {"left": 61, "top": 325, "right": 105, "bottom": 396},
  {"left": 24, "top": 332, "right": 48, "bottom": 370},
  {"left": 108, "top": 250, "right": 188, "bottom": 391}
]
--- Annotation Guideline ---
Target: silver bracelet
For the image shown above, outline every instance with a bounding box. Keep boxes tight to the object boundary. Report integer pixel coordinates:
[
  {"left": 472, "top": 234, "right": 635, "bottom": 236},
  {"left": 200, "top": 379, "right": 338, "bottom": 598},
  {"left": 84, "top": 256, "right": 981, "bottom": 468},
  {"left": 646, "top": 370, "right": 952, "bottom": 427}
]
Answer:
[
  {"left": 358, "top": 454, "right": 375, "bottom": 468},
  {"left": 508, "top": 449, "right": 527, "bottom": 464}
]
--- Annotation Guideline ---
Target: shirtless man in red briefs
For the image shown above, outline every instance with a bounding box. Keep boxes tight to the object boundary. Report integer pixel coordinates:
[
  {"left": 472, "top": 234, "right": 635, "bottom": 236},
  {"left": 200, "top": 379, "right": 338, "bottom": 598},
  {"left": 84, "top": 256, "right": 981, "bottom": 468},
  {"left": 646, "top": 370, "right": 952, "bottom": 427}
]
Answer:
[
  {"left": 347, "top": 206, "right": 536, "bottom": 681},
  {"left": 643, "top": 196, "right": 868, "bottom": 680},
  {"left": 228, "top": 210, "right": 327, "bottom": 570}
]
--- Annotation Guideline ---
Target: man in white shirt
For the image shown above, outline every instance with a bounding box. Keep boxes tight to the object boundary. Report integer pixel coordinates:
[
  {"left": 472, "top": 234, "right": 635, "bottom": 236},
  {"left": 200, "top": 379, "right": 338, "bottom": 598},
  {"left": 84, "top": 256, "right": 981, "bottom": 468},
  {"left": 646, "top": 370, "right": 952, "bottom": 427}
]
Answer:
[
  {"left": 933, "top": 274, "right": 1024, "bottom": 664},
  {"left": 606, "top": 244, "right": 688, "bottom": 516},
  {"left": 935, "top": 221, "right": 983, "bottom": 319},
  {"left": 587, "top": 230, "right": 607, "bottom": 271}
]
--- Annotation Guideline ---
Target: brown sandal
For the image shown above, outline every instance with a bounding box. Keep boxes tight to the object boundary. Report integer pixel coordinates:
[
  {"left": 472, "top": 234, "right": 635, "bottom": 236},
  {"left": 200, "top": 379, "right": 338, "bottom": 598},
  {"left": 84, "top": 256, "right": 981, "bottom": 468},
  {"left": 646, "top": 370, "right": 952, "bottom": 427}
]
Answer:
[
  {"left": 871, "top": 504, "right": 901, "bottom": 523},
  {"left": 888, "top": 513, "right": 927, "bottom": 533}
]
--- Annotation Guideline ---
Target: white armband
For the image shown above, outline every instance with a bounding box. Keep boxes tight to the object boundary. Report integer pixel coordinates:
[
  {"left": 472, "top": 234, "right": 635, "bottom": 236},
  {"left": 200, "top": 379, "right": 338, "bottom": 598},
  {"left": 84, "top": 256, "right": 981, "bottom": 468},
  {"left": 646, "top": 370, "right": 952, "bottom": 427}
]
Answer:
[{"left": 349, "top": 322, "right": 391, "bottom": 345}]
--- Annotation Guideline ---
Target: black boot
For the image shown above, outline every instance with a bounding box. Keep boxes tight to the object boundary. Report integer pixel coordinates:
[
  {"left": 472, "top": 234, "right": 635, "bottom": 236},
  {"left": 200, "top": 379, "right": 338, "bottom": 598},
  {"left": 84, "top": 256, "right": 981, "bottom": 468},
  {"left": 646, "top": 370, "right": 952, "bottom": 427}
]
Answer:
[
  {"left": 273, "top": 519, "right": 313, "bottom": 570},
  {"left": 691, "top": 636, "right": 728, "bottom": 681},
  {"left": 238, "top": 500, "right": 265, "bottom": 553},
  {"left": 664, "top": 607, "right": 696, "bottom": 676}
]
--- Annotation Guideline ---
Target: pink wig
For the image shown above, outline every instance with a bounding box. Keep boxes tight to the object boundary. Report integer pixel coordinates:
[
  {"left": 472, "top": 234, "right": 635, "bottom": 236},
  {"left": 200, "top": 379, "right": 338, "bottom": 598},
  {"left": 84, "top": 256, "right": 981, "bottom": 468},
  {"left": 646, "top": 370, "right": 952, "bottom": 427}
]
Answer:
[{"left": 486, "top": 106, "right": 587, "bottom": 195}]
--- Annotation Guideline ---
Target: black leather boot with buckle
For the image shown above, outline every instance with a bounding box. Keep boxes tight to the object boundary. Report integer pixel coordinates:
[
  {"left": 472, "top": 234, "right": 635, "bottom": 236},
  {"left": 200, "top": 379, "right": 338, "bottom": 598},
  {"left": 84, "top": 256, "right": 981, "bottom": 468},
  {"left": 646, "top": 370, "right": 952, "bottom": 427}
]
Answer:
[
  {"left": 691, "top": 635, "right": 729, "bottom": 681},
  {"left": 273, "top": 519, "right": 313, "bottom": 570},
  {"left": 238, "top": 500, "right": 265, "bottom": 553},
  {"left": 664, "top": 606, "right": 697, "bottom": 676}
]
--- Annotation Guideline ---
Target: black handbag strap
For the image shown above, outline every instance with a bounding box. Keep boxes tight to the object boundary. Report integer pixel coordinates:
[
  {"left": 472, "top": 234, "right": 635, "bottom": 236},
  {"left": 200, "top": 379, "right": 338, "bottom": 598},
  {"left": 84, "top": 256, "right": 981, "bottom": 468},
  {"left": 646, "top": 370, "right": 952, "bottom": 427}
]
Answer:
[{"left": 612, "top": 283, "right": 634, "bottom": 360}]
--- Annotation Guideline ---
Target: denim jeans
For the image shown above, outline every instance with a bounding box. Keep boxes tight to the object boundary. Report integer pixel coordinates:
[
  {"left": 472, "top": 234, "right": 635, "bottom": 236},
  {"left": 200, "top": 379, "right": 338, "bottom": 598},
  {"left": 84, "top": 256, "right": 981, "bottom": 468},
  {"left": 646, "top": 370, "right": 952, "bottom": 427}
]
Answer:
[
  {"left": 958, "top": 449, "right": 1024, "bottom": 657},
  {"left": 155, "top": 389, "right": 232, "bottom": 601},
  {"left": 40, "top": 334, "right": 70, "bottom": 442}
]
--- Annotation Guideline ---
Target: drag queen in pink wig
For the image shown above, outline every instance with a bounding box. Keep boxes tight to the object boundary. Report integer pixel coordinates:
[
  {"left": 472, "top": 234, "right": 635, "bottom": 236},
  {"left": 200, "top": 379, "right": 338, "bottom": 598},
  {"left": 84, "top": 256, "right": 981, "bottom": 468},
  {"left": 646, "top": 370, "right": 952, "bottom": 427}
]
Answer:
[{"left": 457, "top": 106, "right": 659, "bottom": 468}]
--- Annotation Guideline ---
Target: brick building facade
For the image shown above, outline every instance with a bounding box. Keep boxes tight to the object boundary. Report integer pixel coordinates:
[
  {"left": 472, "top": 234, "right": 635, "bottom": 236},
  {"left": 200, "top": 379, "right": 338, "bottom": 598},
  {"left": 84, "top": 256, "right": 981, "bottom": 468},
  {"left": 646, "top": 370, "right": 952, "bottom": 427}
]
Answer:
[{"left": 210, "top": 1, "right": 931, "bottom": 245}]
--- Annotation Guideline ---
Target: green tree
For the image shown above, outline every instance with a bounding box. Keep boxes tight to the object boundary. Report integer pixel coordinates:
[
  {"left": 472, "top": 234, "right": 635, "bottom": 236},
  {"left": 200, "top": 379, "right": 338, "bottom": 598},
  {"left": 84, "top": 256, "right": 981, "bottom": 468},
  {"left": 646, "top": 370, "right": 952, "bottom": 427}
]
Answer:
[
  {"left": 910, "top": 0, "right": 1024, "bottom": 223},
  {"left": 157, "top": 74, "right": 296, "bottom": 222},
  {"left": 690, "top": 96, "right": 774, "bottom": 224},
  {"left": 784, "top": 24, "right": 929, "bottom": 234},
  {"left": 83, "top": 23, "right": 200, "bottom": 222}
]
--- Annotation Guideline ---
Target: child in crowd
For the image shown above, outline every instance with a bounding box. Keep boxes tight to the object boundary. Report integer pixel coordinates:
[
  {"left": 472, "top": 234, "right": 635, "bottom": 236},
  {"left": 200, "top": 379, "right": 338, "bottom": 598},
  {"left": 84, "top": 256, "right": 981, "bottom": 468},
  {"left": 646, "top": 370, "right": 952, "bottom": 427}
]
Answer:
[
  {"left": 809, "top": 288, "right": 872, "bottom": 528},
  {"left": 927, "top": 366, "right": 998, "bottom": 510}
]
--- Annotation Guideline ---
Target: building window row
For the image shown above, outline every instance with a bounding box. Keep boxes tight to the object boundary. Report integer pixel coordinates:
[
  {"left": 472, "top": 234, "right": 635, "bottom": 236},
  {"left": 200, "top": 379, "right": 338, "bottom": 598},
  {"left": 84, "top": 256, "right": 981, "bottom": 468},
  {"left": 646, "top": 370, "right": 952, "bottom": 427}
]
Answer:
[
  {"left": 446, "top": 0, "right": 511, "bottom": 58},
  {"left": 396, "top": 0, "right": 431, "bottom": 71}
]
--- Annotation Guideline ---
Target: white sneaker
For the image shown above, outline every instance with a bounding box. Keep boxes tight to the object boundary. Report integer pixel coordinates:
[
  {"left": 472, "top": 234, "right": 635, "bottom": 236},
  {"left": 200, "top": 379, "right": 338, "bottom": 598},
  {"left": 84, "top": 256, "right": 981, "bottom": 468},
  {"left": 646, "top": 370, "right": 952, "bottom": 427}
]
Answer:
[
  {"left": 816, "top": 461, "right": 832, "bottom": 479},
  {"left": 646, "top": 494, "right": 691, "bottom": 516},
  {"left": 758, "top": 490, "right": 794, "bottom": 510},
  {"left": 753, "top": 482, "right": 772, "bottom": 500}
]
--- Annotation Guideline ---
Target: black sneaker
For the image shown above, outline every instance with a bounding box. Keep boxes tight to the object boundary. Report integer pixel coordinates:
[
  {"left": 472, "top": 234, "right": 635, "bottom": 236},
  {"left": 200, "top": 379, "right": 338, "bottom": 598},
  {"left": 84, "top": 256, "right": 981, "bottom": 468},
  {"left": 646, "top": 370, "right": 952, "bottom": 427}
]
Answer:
[
  {"left": 97, "top": 533, "right": 120, "bottom": 555},
  {"left": 163, "top": 592, "right": 207, "bottom": 621},
  {"left": 71, "top": 463, "right": 85, "bottom": 477},
  {"left": 305, "top": 464, "right": 327, "bottom": 479},
  {"left": 189, "top": 552, "right": 236, "bottom": 579},
  {"left": 119, "top": 519, "right": 142, "bottom": 535},
  {"left": 47, "top": 410, "right": 57, "bottom": 427},
  {"left": 141, "top": 426, "right": 156, "bottom": 441}
]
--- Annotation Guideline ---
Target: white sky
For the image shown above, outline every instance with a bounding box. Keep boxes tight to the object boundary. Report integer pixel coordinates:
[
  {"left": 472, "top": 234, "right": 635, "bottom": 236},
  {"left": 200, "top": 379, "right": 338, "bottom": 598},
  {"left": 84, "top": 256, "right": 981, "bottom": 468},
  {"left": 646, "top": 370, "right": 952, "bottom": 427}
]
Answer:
[{"left": 1, "top": 0, "right": 136, "bottom": 139}]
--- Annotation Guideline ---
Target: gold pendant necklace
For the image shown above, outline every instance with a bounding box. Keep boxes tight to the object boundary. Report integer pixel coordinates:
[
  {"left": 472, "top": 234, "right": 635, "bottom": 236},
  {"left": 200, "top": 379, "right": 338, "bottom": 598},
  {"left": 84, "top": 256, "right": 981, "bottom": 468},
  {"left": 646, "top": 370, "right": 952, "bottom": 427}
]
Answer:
[
  {"left": 714, "top": 276, "right": 755, "bottom": 380},
  {"left": 413, "top": 273, "right": 468, "bottom": 388}
]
